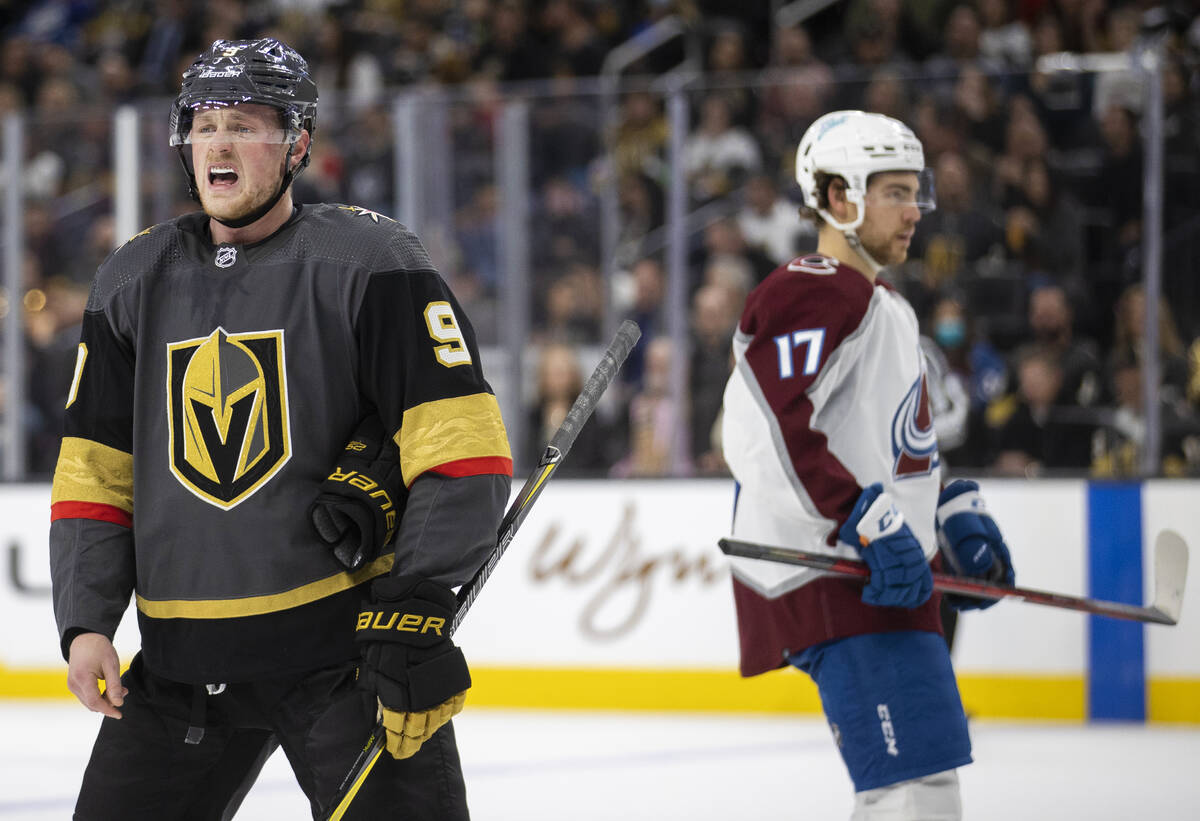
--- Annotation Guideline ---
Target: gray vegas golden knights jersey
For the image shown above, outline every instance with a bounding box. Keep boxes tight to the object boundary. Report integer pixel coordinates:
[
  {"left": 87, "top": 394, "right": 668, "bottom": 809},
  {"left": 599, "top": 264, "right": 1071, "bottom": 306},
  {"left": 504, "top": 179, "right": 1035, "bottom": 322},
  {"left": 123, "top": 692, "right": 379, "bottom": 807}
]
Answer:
[{"left": 49, "top": 204, "right": 512, "bottom": 683}]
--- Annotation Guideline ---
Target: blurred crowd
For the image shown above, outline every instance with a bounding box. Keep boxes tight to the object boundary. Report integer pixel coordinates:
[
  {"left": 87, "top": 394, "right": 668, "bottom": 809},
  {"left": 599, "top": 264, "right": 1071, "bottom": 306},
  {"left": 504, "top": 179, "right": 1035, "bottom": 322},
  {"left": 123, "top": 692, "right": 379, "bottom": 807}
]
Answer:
[{"left": 3, "top": 0, "right": 1200, "bottom": 479}]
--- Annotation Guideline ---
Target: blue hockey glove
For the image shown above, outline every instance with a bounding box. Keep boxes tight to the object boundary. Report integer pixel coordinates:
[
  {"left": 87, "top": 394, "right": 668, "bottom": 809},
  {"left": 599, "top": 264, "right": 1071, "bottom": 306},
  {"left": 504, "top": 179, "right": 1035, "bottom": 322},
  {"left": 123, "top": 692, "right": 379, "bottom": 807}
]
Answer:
[
  {"left": 839, "top": 483, "right": 933, "bottom": 609},
  {"left": 936, "top": 479, "right": 1015, "bottom": 610}
]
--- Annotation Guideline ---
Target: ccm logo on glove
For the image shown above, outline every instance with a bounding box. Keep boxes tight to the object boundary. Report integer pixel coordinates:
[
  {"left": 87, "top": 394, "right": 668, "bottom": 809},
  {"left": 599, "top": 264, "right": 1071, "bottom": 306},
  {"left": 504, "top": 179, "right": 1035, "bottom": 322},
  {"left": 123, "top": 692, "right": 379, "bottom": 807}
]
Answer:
[{"left": 357, "top": 610, "right": 445, "bottom": 636}]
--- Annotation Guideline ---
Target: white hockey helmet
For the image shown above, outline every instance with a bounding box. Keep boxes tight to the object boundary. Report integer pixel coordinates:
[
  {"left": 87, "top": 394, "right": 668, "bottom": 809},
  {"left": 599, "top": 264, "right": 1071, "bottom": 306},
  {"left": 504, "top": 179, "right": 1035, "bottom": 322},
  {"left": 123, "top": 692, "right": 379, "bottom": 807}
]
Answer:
[{"left": 795, "top": 110, "right": 934, "bottom": 235}]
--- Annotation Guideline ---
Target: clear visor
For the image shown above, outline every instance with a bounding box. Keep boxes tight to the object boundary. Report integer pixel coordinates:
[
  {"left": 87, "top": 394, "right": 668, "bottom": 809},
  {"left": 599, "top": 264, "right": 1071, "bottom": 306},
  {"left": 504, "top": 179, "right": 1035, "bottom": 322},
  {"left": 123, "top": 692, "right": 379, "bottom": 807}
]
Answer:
[
  {"left": 170, "top": 101, "right": 298, "bottom": 147},
  {"left": 864, "top": 168, "right": 937, "bottom": 213}
]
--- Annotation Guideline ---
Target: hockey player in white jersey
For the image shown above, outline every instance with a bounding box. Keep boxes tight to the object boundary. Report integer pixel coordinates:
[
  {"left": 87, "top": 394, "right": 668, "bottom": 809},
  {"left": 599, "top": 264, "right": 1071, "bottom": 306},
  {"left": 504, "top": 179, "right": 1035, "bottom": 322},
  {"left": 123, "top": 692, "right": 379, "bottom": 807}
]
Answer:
[{"left": 721, "top": 111, "right": 1015, "bottom": 819}]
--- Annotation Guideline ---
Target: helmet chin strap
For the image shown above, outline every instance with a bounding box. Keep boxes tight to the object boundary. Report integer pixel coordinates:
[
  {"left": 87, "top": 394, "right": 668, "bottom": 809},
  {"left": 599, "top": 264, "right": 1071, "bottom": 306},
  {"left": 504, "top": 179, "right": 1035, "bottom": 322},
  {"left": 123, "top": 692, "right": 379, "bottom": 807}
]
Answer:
[
  {"left": 818, "top": 202, "right": 886, "bottom": 275},
  {"left": 844, "top": 232, "right": 886, "bottom": 275}
]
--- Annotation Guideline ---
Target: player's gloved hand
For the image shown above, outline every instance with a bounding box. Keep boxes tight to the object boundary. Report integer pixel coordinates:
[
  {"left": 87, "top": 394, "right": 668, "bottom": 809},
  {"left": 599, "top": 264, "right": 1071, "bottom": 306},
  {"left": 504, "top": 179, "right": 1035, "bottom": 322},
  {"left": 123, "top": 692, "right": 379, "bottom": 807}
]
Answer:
[
  {"left": 936, "top": 479, "right": 1015, "bottom": 610},
  {"left": 309, "top": 414, "right": 405, "bottom": 571},
  {"left": 839, "top": 483, "right": 933, "bottom": 609},
  {"left": 355, "top": 575, "right": 471, "bottom": 760}
]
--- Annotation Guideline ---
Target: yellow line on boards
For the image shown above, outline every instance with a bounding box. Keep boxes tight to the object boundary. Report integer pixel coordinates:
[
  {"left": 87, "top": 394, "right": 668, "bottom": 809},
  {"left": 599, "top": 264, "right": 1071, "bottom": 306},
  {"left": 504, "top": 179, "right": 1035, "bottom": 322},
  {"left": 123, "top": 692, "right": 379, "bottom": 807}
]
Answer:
[{"left": 3, "top": 664, "right": 1197, "bottom": 724}]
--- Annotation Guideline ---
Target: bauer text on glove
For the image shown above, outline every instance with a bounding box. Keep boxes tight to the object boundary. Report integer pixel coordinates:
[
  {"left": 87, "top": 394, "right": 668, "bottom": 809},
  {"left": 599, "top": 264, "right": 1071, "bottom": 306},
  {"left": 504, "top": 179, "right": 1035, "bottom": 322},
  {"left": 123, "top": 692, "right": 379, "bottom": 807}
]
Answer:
[
  {"left": 356, "top": 574, "right": 470, "bottom": 760},
  {"left": 310, "top": 413, "right": 406, "bottom": 571}
]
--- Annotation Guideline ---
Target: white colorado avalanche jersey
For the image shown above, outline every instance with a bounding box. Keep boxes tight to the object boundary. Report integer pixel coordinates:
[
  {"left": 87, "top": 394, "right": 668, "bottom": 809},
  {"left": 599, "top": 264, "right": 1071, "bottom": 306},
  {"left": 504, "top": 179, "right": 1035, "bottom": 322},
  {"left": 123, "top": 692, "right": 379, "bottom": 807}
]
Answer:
[{"left": 722, "top": 253, "right": 941, "bottom": 600}]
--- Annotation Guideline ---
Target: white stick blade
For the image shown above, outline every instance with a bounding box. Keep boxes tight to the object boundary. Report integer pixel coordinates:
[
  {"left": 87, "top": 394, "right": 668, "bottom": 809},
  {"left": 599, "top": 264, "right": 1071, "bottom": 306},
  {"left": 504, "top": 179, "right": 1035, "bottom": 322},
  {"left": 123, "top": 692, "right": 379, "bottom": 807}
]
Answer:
[{"left": 1152, "top": 529, "right": 1188, "bottom": 625}]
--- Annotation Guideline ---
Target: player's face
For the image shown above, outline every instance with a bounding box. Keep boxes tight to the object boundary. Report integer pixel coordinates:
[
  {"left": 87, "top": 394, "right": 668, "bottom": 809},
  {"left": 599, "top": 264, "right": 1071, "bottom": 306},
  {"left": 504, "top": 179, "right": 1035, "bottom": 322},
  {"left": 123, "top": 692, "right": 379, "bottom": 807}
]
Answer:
[
  {"left": 189, "top": 103, "right": 295, "bottom": 223},
  {"left": 859, "top": 171, "right": 923, "bottom": 266}
]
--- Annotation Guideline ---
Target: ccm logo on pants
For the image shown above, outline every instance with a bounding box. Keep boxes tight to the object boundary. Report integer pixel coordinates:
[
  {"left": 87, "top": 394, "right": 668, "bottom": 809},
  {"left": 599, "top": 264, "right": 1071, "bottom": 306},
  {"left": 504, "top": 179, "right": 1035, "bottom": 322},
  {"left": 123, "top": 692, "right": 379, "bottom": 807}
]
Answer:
[{"left": 877, "top": 704, "right": 900, "bottom": 756}]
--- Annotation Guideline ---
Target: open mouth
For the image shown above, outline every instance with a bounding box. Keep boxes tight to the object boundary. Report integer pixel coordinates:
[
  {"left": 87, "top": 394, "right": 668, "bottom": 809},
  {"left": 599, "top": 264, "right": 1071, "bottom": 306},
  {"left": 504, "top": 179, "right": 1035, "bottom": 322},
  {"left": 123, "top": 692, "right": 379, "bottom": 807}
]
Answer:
[{"left": 207, "top": 165, "right": 239, "bottom": 189}]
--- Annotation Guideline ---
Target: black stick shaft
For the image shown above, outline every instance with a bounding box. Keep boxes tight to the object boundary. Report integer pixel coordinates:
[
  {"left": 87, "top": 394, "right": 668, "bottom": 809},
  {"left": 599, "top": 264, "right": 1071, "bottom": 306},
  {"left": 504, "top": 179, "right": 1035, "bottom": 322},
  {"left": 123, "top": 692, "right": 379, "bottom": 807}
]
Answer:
[{"left": 718, "top": 538, "right": 1179, "bottom": 625}]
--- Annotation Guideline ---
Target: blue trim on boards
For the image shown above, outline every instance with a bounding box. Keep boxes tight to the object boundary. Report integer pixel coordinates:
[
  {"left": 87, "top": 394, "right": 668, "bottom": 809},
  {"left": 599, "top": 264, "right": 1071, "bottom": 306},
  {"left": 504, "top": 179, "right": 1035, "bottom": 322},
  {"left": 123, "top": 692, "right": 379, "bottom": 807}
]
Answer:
[{"left": 1086, "top": 482, "right": 1145, "bottom": 721}]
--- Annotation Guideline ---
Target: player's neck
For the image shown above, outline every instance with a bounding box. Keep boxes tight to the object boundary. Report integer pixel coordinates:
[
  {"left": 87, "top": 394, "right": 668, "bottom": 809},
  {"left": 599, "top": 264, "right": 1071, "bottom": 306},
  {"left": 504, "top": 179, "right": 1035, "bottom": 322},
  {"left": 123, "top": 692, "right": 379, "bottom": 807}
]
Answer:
[
  {"left": 817, "top": 227, "right": 876, "bottom": 284},
  {"left": 208, "top": 190, "right": 296, "bottom": 246}
]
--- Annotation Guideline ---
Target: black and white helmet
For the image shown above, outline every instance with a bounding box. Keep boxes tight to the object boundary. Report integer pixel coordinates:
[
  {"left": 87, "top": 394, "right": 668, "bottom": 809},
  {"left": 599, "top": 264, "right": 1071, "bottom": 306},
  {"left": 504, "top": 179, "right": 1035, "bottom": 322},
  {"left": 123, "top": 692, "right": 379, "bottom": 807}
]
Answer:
[
  {"left": 170, "top": 38, "right": 318, "bottom": 222},
  {"left": 170, "top": 37, "right": 317, "bottom": 153}
]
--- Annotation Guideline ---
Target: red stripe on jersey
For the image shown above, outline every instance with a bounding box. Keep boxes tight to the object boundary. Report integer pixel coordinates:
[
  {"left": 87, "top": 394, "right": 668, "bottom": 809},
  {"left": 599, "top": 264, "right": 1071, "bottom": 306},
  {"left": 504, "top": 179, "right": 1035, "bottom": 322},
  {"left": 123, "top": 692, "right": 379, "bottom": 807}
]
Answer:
[
  {"left": 429, "top": 455, "right": 514, "bottom": 479},
  {"left": 51, "top": 501, "right": 133, "bottom": 528}
]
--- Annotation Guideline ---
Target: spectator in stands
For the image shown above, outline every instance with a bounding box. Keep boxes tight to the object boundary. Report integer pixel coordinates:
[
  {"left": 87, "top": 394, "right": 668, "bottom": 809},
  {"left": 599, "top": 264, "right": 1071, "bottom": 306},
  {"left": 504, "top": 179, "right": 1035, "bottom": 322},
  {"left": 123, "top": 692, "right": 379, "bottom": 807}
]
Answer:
[
  {"left": 1091, "top": 4, "right": 1146, "bottom": 119},
  {"left": 925, "top": 293, "right": 1007, "bottom": 468},
  {"left": 862, "top": 66, "right": 909, "bottom": 122},
  {"left": 755, "top": 58, "right": 834, "bottom": 172},
  {"left": 993, "top": 96, "right": 1050, "bottom": 206},
  {"left": 27, "top": 276, "right": 90, "bottom": 476},
  {"left": 541, "top": 0, "right": 607, "bottom": 77},
  {"left": 610, "top": 337, "right": 691, "bottom": 477},
  {"left": 682, "top": 93, "right": 762, "bottom": 205},
  {"left": 1027, "top": 284, "right": 1104, "bottom": 408},
  {"left": 689, "top": 283, "right": 738, "bottom": 475},
  {"left": 990, "top": 345, "right": 1094, "bottom": 476},
  {"left": 1163, "top": 55, "right": 1200, "bottom": 226},
  {"left": 908, "top": 150, "right": 1004, "bottom": 299},
  {"left": 923, "top": 4, "right": 1002, "bottom": 97},
  {"left": 952, "top": 64, "right": 1007, "bottom": 165},
  {"left": 612, "top": 90, "right": 669, "bottom": 187},
  {"left": 737, "top": 173, "right": 811, "bottom": 266},
  {"left": 1000, "top": 158, "right": 1085, "bottom": 276},
  {"left": 456, "top": 184, "right": 501, "bottom": 296},
  {"left": 696, "top": 215, "right": 775, "bottom": 287},
  {"left": 1092, "top": 346, "right": 1200, "bottom": 478},
  {"left": 769, "top": 23, "right": 816, "bottom": 68},
  {"left": 533, "top": 175, "right": 601, "bottom": 274},
  {"left": 528, "top": 342, "right": 612, "bottom": 475},
  {"left": 1111, "top": 283, "right": 1190, "bottom": 400},
  {"left": 977, "top": 0, "right": 1033, "bottom": 70},
  {"left": 340, "top": 103, "right": 394, "bottom": 214},
  {"left": 540, "top": 259, "right": 603, "bottom": 345},
  {"left": 618, "top": 256, "right": 666, "bottom": 391},
  {"left": 706, "top": 21, "right": 757, "bottom": 124},
  {"left": 838, "top": 0, "right": 917, "bottom": 73},
  {"left": 614, "top": 171, "right": 664, "bottom": 270},
  {"left": 473, "top": 0, "right": 549, "bottom": 82}
]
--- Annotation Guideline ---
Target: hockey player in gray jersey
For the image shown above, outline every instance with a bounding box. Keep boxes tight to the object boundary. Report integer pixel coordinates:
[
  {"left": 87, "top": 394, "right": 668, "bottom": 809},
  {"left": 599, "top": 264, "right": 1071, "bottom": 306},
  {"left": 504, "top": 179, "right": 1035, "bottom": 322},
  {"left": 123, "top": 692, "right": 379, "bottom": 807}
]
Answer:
[{"left": 50, "top": 37, "right": 511, "bottom": 820}]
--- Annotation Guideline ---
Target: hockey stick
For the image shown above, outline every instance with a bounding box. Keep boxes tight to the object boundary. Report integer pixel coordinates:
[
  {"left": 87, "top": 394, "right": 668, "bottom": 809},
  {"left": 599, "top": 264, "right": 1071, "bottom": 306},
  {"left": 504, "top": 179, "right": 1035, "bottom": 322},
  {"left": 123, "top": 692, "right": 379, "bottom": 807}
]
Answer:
[
  {"left": 322, "top": 320, "right": 642, "bottom": 821},
  {"left": 719, "top": 529, "right": 1188, "bottom": 626}
]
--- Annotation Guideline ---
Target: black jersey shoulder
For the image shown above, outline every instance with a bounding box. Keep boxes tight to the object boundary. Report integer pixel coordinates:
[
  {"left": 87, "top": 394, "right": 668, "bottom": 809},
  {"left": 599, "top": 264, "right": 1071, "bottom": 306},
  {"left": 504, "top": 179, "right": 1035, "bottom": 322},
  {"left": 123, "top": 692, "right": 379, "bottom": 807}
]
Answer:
[
  {"left": 273, "top": 203, "right": 435, "bottom": 275},
  {"left": 87, "top": 220, "right": 187, "bottom": 312}
]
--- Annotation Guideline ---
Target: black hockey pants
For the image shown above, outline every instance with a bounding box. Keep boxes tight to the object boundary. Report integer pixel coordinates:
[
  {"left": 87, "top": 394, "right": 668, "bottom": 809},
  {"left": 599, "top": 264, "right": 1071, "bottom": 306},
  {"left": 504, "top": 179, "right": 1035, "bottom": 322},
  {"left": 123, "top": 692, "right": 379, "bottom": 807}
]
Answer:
[{"left": 72, "top": 653, "right": 469, "bottom": 820}]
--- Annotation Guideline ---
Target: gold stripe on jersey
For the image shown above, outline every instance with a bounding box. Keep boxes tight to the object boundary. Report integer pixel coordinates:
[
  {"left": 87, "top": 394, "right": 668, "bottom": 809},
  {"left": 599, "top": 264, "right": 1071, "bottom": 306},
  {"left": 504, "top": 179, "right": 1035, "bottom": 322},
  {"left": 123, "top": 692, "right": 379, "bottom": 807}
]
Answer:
[
  {"left": 135, "top": 553, "right": 394, "bottom": 619},
  {"left": 51, "top": 437, "right": 134, "bottom": 513},
  {"left": 396, "top": 392, "right": 511, "bottom": 487}
]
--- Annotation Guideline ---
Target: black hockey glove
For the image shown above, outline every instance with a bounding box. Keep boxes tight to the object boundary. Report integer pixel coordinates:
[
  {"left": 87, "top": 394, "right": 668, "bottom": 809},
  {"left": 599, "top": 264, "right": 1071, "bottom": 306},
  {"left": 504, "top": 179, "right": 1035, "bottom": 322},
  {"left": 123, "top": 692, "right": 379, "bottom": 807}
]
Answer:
[
  {"left": 309, "top": 414, "right": 405, "bottom": 571},
  {"left": 356, "top": 575, "right": 471, "bottom": 759}
]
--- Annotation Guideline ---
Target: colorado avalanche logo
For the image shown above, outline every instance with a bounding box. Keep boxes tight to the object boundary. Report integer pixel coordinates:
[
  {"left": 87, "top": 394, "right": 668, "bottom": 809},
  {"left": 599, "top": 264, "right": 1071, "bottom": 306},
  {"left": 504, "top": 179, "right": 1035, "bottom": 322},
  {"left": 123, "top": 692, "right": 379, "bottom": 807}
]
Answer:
[{"left": 891, "top": 374, "right": 940, "bottom": 478}]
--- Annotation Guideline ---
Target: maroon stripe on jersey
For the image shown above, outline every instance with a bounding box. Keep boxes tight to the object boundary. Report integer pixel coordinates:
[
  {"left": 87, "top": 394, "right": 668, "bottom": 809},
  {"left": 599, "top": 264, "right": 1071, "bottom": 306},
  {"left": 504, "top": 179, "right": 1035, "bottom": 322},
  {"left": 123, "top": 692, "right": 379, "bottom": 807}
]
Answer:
[
  {"left": 429, "top": 455, "right": 514, "bottom": 479},
  {"left": 732, "top": 559, "right": 946, "bottom": 677},
  {"left": 50, "top": 501, "right": 133, "bottom": 528},
  {"left": 739, "top": 259, "right": 876, "bottom": 540}
]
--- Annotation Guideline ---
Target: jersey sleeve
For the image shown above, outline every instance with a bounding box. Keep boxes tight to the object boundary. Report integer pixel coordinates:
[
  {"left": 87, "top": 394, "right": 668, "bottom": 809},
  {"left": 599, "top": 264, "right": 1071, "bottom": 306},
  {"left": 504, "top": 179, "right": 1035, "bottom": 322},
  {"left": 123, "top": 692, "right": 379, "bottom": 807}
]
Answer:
[
  {"left": 49, "top": 301, "right": 137, "bottom": 657},
  {"left": 354, "top": 229, "right": 513, "bottom": 581},
  {"left": 354, "top": 266, "right": 512, "bottom": 487},
  {"left": 721, "top": 259, "right": 874, "bottom": 545}
]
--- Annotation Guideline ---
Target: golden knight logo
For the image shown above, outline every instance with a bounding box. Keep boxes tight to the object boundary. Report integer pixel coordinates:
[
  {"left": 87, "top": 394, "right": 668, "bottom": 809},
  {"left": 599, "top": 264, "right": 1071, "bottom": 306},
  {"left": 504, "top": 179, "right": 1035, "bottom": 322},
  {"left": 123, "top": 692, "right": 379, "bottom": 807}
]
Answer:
[{"left": 166, "top": 328, "right": 290, "bottom": 508}]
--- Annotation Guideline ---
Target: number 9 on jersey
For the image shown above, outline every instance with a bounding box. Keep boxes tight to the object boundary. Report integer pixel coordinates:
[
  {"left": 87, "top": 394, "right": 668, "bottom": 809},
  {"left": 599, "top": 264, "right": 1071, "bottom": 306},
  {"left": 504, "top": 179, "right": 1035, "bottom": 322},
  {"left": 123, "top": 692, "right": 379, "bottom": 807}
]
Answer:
[{"left": 424, "top": 301, "right": 472, "bottom": 368}]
